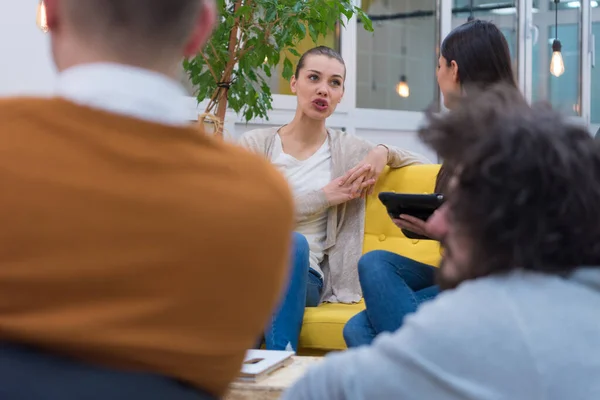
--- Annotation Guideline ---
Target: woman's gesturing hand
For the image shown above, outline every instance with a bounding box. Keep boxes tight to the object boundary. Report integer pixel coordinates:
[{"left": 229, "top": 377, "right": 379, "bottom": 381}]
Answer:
[
  {"left": 343, "top": 146, "right": 389, "bottom": 197},
  {"left": 324, "top": 164, "right": 376, "bottom": 206}
]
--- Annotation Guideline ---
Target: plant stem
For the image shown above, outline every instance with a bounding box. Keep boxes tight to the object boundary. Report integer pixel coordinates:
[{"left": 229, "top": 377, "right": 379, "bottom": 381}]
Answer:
[
  {"left": 211, "top": 0, "right": 243, "bottom": 138},
  {"left": 200, "top": 52, "right": 219, "bottom": 82},
  {"left": 209, "top": 42, "right": 221, "bottom": 62}
]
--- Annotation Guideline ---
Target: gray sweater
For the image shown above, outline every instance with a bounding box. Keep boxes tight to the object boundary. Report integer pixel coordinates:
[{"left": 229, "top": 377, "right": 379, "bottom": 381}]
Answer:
[{"left": 283, "top": 268, "right": 600, "bottom": 400}]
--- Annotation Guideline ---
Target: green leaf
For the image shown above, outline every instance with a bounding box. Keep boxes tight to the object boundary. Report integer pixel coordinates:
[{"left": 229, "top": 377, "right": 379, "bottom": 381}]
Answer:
[
  {"left": 288, "top": 48, "right": 301, "bottom": 57},
  {"left": 272, "top": 51, "right": 281, "bottom": 66},
  {"left": 282, "top": 57, "right": 294, "bottom": 81},
  {"left": 358, "top": 9, "right": 374, "bottom": 32},
  {"left": 266, "top": 7, "right": 277, "bottom": 22},
  {"left": 308, "top": 24, "right": 318, "bottom": 43},
  {"left": 246, "top": 69, "right": 259, "bottom": 83},
  {"left": 297, "top": 23, "right": 307, "bottom": 40},
  {"left": 235, "top": 5, "right": 252, "bottom": 18},
  {"left": 263, "top": 64, "right": 272, "bottom": 77},
  {"left": 341, "top": 8, "right": 353, "bottom": 20}
]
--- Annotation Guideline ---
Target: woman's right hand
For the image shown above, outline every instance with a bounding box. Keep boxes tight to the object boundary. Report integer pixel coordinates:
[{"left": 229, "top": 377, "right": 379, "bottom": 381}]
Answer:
[
  {"left": 324, "top": 164, "right": 375, "bottom": 206},
  {"left": 391, "top": 211, "right": 444, "bottom": 241},
  {"left": 392, "top": 215, "right": 432, "bottom": 239}
]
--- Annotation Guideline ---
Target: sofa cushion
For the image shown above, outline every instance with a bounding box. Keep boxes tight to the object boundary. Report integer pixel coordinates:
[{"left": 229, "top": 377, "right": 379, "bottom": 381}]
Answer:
[
  {"left": 300, "top": 301, "right": 366, "bottom": 352},
  {"left": 298, "top": 164, "right": 442, "bottom": 354}
]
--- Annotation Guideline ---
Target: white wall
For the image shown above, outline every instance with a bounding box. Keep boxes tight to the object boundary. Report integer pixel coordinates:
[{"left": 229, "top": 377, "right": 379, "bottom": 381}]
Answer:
[{"left": 0, "top": 0, "right": 57, "bottom": 96}]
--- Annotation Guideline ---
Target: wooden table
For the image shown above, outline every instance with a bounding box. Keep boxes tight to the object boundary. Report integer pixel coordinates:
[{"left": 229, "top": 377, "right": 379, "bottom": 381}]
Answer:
[{"left": 225, "top": 356, "right": 322, "bottom": 400}]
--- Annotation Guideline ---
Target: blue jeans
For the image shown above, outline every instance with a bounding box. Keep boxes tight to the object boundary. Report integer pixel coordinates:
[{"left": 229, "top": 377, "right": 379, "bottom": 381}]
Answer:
[
  {"left": 343, "top": 250, "right": 440, "bottom": 348},
  {"left": 0, "top": 342, "right": 214, "bottom": 400},
  {"left": 265, "top": 232, "right": 323, "bottom": 351}
]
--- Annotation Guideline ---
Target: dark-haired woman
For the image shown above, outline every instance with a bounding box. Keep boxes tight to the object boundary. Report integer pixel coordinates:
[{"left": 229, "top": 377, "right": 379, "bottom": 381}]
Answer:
[
  {"left": 239, "top": 46, "right": 425, "bottom": 351},
  {"left": 343, "top": 19, "right": 519, "bottom": 348}
]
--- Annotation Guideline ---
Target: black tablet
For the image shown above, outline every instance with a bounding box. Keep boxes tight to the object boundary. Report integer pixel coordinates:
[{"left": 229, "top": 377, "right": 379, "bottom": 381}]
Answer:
[{"left": 378, "top": 192, "right": 444, "bottom": 239}]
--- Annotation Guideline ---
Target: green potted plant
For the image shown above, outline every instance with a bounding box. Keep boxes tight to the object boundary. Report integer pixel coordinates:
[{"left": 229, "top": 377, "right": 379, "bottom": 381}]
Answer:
[{"left": 183, "top": 0, "right": 373, "bottom": 137}]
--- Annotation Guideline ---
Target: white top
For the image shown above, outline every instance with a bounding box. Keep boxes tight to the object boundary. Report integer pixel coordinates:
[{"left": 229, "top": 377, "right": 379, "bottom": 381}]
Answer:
[
  {"left": 271, "top": 135, "right": 332, "bottom": 277},
  {"left": 56, "top": 63, "right": 190, "bottom": 126}
]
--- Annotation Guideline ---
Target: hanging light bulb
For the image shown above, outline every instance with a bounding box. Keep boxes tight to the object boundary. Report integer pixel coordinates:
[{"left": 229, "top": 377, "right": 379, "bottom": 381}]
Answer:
[
  {"left": 550, "top": 0, "right": 564, "bottom": 77},
  {"left": 550, "top": 39, "right": 565, "bottom": 77},
  {"left": 36, "top": 0, "right": 49, "bottom": 33},
  {"left": 396, "top": 75, "right": 410, "bottom": 98}
]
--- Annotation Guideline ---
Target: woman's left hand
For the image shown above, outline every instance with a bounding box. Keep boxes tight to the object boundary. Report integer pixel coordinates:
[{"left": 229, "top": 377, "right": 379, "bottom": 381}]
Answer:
[{"left": 343, "top": 145, "right": 389, "bottom": 197}]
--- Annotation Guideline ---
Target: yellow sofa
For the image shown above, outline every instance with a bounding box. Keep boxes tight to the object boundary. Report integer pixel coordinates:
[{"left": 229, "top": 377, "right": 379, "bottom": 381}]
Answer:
[{"left": 298, "top": 164, "right": 442, "bottom": 354}]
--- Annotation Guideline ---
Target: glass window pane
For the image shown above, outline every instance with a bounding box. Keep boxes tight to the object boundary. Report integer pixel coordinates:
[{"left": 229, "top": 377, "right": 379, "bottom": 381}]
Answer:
[
  {"left": 532, "top": 2, "right": 581, "bottom": 117},
  {"left": 356, "top": 0, "right": 437, "bottom": 111}
]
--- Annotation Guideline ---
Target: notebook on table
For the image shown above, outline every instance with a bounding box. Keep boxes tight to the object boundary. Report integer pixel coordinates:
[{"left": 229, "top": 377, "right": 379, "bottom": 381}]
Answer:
[{"left": 238, "top": 349, "right": 295, "bottom": 382}]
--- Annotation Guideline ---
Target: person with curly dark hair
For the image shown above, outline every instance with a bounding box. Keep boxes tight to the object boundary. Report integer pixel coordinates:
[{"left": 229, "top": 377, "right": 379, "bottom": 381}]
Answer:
[{"left": 283, "top": 83, "right": 600, "bottom": 400}]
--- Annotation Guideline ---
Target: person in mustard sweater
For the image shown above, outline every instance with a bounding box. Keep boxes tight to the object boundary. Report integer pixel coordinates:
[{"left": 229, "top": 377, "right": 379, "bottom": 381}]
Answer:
[{"left": 0, "top": 1, "right": 294, "bottom": 399}]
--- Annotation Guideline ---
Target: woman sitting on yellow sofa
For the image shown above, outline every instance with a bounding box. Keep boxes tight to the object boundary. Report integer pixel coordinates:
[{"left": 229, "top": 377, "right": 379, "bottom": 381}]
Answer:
[
  {"left": 344, "top": 20, "right": 520, "bottom": 347},
  {"left": 239, "top": 46, "right": 425, "bottom": 351}
]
